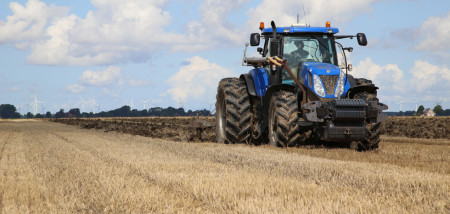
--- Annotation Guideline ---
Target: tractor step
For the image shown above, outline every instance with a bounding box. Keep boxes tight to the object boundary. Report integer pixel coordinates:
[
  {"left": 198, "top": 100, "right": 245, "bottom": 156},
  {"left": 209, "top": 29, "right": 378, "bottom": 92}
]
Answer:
[{"left": 298, "top": 121, "right": 314, "bottom": 126}]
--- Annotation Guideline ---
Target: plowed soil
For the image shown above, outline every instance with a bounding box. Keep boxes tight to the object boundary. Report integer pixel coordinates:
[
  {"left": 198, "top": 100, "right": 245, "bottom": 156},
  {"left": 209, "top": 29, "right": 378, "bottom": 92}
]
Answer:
[
  {"left": 52, "top": 117, "right": 216, "bottom": 142},
  {"left": 382, "top": 116, "right": 450, "bottom": 139},
  {"left": 51, "top": 116, "right": 450, "bottom": 142}
]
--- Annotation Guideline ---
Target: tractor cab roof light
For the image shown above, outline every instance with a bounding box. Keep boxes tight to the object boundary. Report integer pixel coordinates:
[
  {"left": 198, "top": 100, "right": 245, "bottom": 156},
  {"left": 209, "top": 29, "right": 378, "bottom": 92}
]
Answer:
[
  {"left": 326, "top": 21, "right": 331, "bottom": 28},
  {"left": 259, "top": 22, "right": 264, "bottom": 30}
]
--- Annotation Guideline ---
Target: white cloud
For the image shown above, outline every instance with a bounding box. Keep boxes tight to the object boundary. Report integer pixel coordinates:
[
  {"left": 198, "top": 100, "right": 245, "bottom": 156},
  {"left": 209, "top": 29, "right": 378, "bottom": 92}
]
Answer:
[
  {"left": 353, "top": 57, "right": 406, "bottom": 95},
  {"left": 79, "top": 66, "right": 122, "bottom": 86},
  {"left": 0, "top": 0, "right": 69, "bottom": 44},
  {"left": 409, "top": 60, "right": 450, "bottom": 93},
  {"left": 65, "top": 66, "right": 153, "bottom": 94},
  {"left": 245, "top": 0, "right": 379, "bottom": 30},
  {"left": 1, "top": 0, "right": 385, "bottom": 66},
  {"left": 166, "top": 56, "right": 234, "bottom": 104},
  {"left": 25, "top": 0, "right": 178, "bottom": 65},
  {"left": 65, "top": 84, "right": 86, "bottom": 93},
  {"left": 413, "top": 12, "right": 450, "bottom": 52},
  {"left": 0, "top": 0, "right": 185, "bottom": 65},
  {"left": 352, "top": 58, "right": 450, "bottom": 109},
  {"left": 179, "top": 0, "right": 251, "bottom": 51}
]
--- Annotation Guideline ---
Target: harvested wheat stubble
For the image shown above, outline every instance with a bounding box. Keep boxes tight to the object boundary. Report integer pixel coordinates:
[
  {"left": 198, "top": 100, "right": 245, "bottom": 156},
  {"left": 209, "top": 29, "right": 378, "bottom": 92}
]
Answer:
[{"left": 0, "top": 120, "right": 448, "bottom": 213}]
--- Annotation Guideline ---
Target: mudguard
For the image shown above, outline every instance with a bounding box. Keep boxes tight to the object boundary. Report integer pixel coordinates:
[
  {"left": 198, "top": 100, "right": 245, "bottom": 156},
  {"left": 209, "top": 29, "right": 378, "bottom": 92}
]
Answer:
[{"left": 248, "top": 68, "right": 269, "bottom": 97}]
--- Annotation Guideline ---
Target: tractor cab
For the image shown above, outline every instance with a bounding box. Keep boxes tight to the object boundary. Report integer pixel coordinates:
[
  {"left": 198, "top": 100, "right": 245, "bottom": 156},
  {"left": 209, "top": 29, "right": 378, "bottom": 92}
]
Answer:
[
  {"left": 266, "top": 33, "right": 337, "bottom": 85},
  {"left": 248, "top": 21, "right": 367, "bottom": 99}
]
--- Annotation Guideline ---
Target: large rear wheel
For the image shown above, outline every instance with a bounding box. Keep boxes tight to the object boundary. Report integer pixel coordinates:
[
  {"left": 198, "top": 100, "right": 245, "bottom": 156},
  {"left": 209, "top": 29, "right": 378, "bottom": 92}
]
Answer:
[
  {"left": 268, "top": 91, "right": 300, "bottom": 147},
  {"left": 238, "top": 79, "right": 251, "bottom": 144},
  {"left": 215, "top": 78, "right": 251, "bottom": 144},
  {"left": 353, "top": 78, "right": 381, "bottom": 151}
]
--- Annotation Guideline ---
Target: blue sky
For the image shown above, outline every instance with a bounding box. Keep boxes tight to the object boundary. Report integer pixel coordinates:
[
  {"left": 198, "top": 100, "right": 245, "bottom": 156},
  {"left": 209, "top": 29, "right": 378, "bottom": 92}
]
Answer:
[{"left": 0, "top": 0, "right": 449, "bottom": 114}]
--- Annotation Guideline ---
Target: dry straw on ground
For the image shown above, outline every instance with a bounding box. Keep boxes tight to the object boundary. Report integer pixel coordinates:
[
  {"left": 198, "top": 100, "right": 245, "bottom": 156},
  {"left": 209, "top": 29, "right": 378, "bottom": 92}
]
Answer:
[{"left": 0, "top": 120, "right": 448, "bottom": 213}]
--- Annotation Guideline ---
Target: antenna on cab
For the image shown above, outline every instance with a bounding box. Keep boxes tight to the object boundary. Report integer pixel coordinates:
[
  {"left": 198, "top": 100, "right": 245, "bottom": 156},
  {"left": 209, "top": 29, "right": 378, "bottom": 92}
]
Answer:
[{"left": 302, "top": 4, "right": 308, "bottom": 27}]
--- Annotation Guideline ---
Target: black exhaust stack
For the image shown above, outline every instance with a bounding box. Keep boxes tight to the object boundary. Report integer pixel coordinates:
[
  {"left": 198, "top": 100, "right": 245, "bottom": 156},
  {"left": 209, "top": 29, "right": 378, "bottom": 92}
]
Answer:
[{"left": 270, "top": 21, "right": 279, "bottom": 57}]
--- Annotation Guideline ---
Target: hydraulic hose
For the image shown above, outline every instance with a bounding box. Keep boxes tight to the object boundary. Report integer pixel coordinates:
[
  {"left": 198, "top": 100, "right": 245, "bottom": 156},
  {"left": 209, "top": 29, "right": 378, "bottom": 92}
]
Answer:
[{"left": 267, "top": 57, "right": 307, "bottom": 110}]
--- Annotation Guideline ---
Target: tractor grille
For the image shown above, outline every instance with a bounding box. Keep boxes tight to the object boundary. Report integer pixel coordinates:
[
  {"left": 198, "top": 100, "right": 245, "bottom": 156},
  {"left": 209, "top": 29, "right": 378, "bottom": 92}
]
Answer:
[
  {"left": 320, "top": 75, "right": 339, "bottom": 95},
  {"left": 307, "top": 91, "right": 334, "bottom": 103}
]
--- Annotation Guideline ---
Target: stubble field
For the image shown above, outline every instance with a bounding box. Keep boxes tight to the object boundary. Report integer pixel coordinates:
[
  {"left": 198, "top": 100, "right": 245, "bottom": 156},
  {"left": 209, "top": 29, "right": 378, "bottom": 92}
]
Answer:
[{"left": 0, "top": 118, "right": 449, "bottom": 213}]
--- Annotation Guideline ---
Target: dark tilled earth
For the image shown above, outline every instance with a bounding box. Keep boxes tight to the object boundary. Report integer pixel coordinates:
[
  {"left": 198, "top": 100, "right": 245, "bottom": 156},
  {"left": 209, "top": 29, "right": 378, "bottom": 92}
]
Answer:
[
  {"left": 51, "top": 117, "right": 216, "bottom": 142},
  {"left": 51, "top": 116, "right": 450, "bottom": 143},
  {"left": 382, "top": 116, "right": 450, "bottom": 139}
]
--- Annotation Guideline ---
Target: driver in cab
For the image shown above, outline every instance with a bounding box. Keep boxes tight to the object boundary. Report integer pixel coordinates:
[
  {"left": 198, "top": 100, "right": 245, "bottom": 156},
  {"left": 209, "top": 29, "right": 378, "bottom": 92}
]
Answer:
[
  {"left": 290, "top": 40, "right": 309, "bottom": 62},
  {"left": 286, "top": 40, "right": 309, "bottom": 80}
]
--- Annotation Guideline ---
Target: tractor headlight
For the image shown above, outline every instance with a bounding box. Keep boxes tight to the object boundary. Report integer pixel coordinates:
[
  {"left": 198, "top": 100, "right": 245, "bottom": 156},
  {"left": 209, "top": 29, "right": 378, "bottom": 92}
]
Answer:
[
  {"left": 313, "top": 74, "right": 326, "bottom": 97},
  {"left": 335, "top": 70, "right": 345, "bottom": 97}
]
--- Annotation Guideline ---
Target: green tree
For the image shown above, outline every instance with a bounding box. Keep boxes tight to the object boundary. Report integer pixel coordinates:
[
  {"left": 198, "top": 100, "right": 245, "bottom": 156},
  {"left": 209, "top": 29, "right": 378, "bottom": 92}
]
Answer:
[
  {"left": 416, "top": 105, "right": 424, "bottom": 115},
  {"left": 68, "top": 108, "right": 81, "bottom": 117},
  {"left": 117, "top": 105, "right": 131, "bottom": 117},
  {"left": 433, "top": 104, "right": 444, "bottom": 115},
  {"left": 0, "top": 104, "right": 20, "bottom": 119},
  {"left": 443, "top": 109, "right": 450, "bottom": 116},
  {"left": 55, "top": 109, "right": 66, "bottom": 118},
  {"left": 45, "top": 111, "right": 52, "bottom": 118},
  {"left": 26, "top": 112, "right": 33, "bottom": 118}
]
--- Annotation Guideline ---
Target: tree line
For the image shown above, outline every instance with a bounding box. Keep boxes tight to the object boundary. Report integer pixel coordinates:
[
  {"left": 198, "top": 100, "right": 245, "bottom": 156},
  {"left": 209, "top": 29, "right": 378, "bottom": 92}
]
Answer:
[
  {"left": 1, "top": 103, "right": 449, "bottom": 119},
  {"left": 0, "top": 104, "right": 212, "bottom": 119},
  {"left": 385, "top": 104, "right": 449, "bottom": 116}
]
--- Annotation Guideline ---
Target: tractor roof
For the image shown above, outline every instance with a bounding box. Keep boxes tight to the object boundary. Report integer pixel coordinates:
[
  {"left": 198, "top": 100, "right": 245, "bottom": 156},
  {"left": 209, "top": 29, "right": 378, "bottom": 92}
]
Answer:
[{"left": 262, "top": 26, "right": 339, "bottom": 35}]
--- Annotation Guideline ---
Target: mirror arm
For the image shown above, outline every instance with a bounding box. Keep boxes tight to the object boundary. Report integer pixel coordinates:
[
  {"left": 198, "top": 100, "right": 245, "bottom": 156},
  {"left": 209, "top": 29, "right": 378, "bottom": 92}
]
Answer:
[{"left": 335, "top": 35, "right": 355, "bottom": 40}]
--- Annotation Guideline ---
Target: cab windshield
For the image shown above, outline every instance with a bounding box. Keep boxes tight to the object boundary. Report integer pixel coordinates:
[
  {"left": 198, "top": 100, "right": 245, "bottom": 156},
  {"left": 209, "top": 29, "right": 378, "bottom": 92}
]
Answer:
[{"left": 282, "top": 35, "right": 335, "bottom": 72}]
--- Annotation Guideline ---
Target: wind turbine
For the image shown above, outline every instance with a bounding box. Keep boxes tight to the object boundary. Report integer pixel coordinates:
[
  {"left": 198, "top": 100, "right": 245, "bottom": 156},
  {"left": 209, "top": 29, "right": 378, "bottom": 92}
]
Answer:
[
  {"left": 30, "top": 96, "right": 43, "bottom": 116},
  {"left": 64, "top": 103, "right": 71, "bottom": 111},
  {"left": 41, "top": 104, "right": 46, "bottom": 114},
  {"left": 415, "top": 98, "right": 419, "bottom": 112},
  {"left": 178, "top": 100, "right": 185, "bottom": 109},
  {"left": 129, "top": 98, "right": 136, "bottom": 109},
  {"left": 80, "top": 97, "right": 88, "bottom": 113},
  {"left": 141, "top": 99, "right": 150, "bottom": 110},
  {"left": 17, "top": 103, "right": 22, "bottom": 115},
  {"left": 90, "top": 98, "right": 99, "bottom": 113}
]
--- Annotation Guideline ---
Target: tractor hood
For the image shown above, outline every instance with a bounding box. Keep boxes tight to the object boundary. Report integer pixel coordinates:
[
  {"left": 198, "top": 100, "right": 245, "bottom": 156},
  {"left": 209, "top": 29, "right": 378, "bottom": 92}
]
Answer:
[
  {"left": 301, "top": 62, "right": 340, "bottom": 76},
  {"left": 300, "top": 62, "right": 349, "bottom": 99}
]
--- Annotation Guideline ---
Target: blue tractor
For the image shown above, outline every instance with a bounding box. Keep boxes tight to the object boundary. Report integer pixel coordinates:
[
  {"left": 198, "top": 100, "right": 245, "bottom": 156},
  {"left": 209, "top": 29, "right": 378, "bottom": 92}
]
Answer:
[{"left": 215, "top": 21, "right": 388, "bottom": 150}]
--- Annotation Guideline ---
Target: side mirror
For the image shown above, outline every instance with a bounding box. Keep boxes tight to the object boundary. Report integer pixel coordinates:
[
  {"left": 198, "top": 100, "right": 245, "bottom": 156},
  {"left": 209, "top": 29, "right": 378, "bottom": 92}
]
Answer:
[
  {"left": 347, "top": 64, "right": 353, "bottom": 71},
  {"left": 357, "top": 33, "right": 367, "bottom": 46},
  {"left": 343, "top": 47, "right": 353, "bottom": 52},
  {"left": 257, "top": 47, "right": 263, "bottom": 54},
  {"left": 250, "top": 33, "right": 260, "bottom": 46}
]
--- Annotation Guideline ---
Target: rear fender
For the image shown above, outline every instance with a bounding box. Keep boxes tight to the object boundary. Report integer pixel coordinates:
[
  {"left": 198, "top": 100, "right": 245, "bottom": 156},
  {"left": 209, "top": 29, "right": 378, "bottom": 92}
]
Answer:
[
  {"left": 347, "top": 85, "right": 378, "bottom": 99},
  {"left": 249, "top": 68, "right": 269, "bottom": 97}
]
